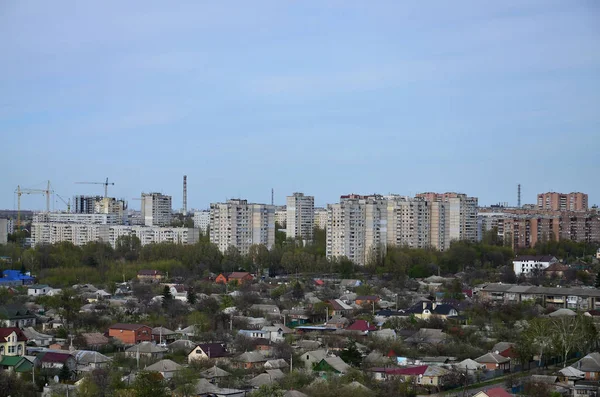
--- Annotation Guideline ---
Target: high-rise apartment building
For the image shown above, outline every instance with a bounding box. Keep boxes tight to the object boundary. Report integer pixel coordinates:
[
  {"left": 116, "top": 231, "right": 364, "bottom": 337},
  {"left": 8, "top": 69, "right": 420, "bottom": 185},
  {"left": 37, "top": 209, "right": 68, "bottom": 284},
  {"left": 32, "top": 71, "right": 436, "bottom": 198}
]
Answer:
[
  {"left": 286, "top": 193, "right": 315, "bottom": 242},
  {"left": 209, "top": 199, "right": 275, "bottom": 255},
  {"left": 314, "top": 208, "right": 328, "bottom": 229},
  {"left": 416, "top": 192, "right": 478, "bottom": 250},
  {"left": 73, "top": 195, "right": 127, "bottom": 223},
  {"left": 74, "top": 195, "right": 103, "bottom": 214},
  {"left": 0, "top": 219, "right": 8, "bottom": 245},
  {"left": 193, "top": 211, "right": 210, "bottom": 233},
  {"left": 274, "top": 206, "right": 287, "bottom": 227},
  {"left": 537, "top": 192, "right": 588, "bottom": 211},
  {"left": 326, "top": 195, "right": 435, "bottom": 265},
  {"left": 141, "top": 193, "right": 172, "bottom": 226}
]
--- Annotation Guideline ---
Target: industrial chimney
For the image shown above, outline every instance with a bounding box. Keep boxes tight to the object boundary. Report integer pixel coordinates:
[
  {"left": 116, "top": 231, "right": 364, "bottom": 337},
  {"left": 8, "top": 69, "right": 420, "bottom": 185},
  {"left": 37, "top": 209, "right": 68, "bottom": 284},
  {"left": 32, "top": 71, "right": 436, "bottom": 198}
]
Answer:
[{"left": 183, "top": 175, "right": 187, "bottom": 215}]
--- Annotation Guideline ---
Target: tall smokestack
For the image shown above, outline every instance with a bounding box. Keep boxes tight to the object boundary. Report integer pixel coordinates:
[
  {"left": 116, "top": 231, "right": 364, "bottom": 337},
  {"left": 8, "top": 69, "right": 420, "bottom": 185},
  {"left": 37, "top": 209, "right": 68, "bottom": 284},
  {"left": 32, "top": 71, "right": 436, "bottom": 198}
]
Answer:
[
  {"left": 271, "top": 188, "right": 274, "bottom": 206},
  {"left": 518, "top": 183, "right": 521, "bottom": 208},
  {"left": 183, "top": 175, "right": 187, "bottom": 215}
]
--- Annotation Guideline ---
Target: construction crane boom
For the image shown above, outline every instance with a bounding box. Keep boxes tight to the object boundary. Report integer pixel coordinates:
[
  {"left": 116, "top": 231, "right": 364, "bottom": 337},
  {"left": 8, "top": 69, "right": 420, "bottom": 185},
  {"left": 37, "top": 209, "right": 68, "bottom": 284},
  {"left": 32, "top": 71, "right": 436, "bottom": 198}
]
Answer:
[
  {"left": 75, "top": 177, "right": 115, "bottom": 198},
  {"left": 55, "top": 193, "right": 71, "bottom": 213},
  {"left": 14, "top": 180, "right": 52, "bottom": 230}
]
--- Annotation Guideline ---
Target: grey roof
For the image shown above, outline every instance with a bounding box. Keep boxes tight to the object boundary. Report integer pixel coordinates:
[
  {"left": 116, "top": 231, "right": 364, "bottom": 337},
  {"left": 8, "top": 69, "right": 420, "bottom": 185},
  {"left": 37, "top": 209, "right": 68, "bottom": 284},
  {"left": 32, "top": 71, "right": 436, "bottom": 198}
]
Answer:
[
  {"left": 492, "top": 342, "right": 515, "bottom": 354},
  {"left": 404, "top": 328, "right": 447, "bottom": 344},
  {"left": 167, "top": 339, "right": 196, "bottom": 352},
  {"left": 573, "top": 353, "right": 600, "bottom": 373},
  {"left": 152, "top": 326, "right": 175, "bottom": 336},
  {"left": 265, "top": 359, "right": 288, "bottom": 369},
  {"left": 530, "top": 375, "right": 558, "bottom": 384},
  {"left": 145, "top": 359, "right": 182, "bottom": 372},
  {"left": 200, "top": 366, "right": 231, "bottom": 379},
  {"left": 321, "top": 356, "right": 350, "bottom": 373},
  {"left": 73, "top": 350, "right": 111, "bottom": 365},
  {"left": 548, "top": 308, "right": 576, "bottom": 317},
  {"left": 305, "top": 349, "right": 327, "bottom": 362},
  {"left": 456, "top": 358, "right": 485, "bottom": 371},
  {"left": 249, "top": 369, "right": 285, "bottom": 387},
  {"left": 235, "top": 351, "right": 267, "bottom": 363},
  {"left": 475, "top": 352, "right": 510, "bottom": 364},
  {"left": 559, "top": 366, "right": 585, "bottom": 378},
  {"left": 124, "top": 342, "right": 167, "bottom": 354},
  {"left": 482, "top": 283, "right": 600, "bottom": 298}
]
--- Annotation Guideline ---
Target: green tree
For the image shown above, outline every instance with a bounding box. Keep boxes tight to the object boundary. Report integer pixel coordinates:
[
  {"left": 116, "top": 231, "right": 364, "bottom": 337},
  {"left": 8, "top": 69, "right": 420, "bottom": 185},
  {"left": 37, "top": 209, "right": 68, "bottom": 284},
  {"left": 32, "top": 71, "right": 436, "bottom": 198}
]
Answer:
[
  {"left": 131, "top": 371, "right": 168, "bottom": 397},
  {"left": 523, "top": 318, "right": 554, "bottom": 367},
  {"left": 59, "top": 363, "right": 72, "bottom": 382},
  {"left": 249, "top": 384, "right": 284, "bottom": 397},
  {"left": 115, "top": 235, "right": 142, "bottom": 261},
  {"left": 162, "top": 285, "right": 173, "bottom": 308},
  {"left": 339, "top": 340, "right": 362, "bottom": 367},
  {"left": 186, "top": 287, "right": 197, "bottom": 305}
]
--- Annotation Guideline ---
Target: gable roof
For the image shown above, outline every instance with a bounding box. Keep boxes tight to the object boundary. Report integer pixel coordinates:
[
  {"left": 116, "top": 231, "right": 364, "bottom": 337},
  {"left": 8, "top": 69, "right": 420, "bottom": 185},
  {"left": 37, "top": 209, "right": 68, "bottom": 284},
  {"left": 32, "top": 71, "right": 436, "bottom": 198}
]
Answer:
[
  {"left": 192, "top": 343, "right": 227, "bottom": 358},
  {"left": 124, "top": 342, "right": 167, "bottom": 354},
  {"left": 0, "top": 304, "right": 35, "bottom": 319},
  {"left": 327, "top": 299, "right": 353, "bottom": 311},
  {"left": 475, "top": 352, "right": 511, "bottom": 364},
  {"left": 0, "top": 327, "right": 28, "bottom": 342},
  {"left": 514, "top": 255, "right": 556, "bottom": 262},
  {"left": 39, "top": 351, "right": 72, "bottom": 364},
  {"left": 109, "top": 323, "right": 150, "bottom": 331},
  {"left": 319, "top": 356, "right": 350, "bottom": 373},
  {"left": 200, "top": 366, "right": 231, "bottom": 379},
  {"left": 573, "top": 352, "right": 600, "bottom": 373},
  {"left": 346, "top": 320, "right": 377, "bottom": 332},
  {"left": 492, "top": 342, "right": 515, "bottom": 354},
  {"left": 235, "top": 351, "right": 267, "bottom": 363},
  {"left": 228, "top": 272, "right": 252, "bottom": 280},
  {"left": 81, "top": 332, "right": 109, "bottom": 346},
  {"left": 474, "top": 387, "right": 512, "bottom": 397},
  {"left": 145, "top": 359, "right": 182, "bottom": 373}
]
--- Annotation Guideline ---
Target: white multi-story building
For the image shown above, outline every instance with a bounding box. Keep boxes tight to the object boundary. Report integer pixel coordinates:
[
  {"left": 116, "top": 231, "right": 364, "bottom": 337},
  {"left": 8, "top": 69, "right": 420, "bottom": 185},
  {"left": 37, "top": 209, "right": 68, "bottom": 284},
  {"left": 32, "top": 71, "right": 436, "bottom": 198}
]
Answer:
[
  {"left": 314, "top": 208, "right": 328, "bottom": 230},
  {"left": 386, "top": 195, "right": 430, "bottom": 249},
  {"left": 286, "top": 193, "right": 315, "bottom": 242},
  {"left": 33, "top": 212, "right": 119, "bottom": 225},
  {"left": 31, "top": 223, "right": 198, "bottom": 248},
  {"left": 193, "top": 211, "right": 210, "bottom": 233},
  {"left": 141, "top": 193, "right": 172, "bottom": 226},
  {"left": 274, "top": 206, "right": 287, "bottom": 227},
  {"left": 326, "top": 195, "right": 368, "bottom": 265},
  {"left": 209, "top": 199, "right": 275, "bottom": 255},
  {"left": 512, "top": 255, "right": 557, "bottom": 276}
]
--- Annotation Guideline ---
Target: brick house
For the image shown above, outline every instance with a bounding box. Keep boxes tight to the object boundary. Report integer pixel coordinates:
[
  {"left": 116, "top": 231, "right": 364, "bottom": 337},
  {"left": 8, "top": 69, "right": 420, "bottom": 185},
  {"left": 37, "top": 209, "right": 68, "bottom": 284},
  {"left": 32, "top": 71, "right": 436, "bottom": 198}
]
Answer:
[
  {"left": 215, "top": 272, "right": 253, "bottom": 284},
  {"left": 108, "top": 323, "right": 152, "bottom": 345},
  {"left": 136, "top": 270, "right": 164, "bottom": 282}
]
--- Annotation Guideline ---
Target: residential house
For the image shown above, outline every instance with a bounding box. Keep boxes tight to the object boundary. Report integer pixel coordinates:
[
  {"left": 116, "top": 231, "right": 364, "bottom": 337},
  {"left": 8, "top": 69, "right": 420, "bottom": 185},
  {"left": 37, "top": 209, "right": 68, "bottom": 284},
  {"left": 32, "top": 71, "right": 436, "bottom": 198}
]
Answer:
[
  {"left": 405, "top": 301, "right": 459, "bottom": 320},
  {"left": 492, "top": 342, "right": 517, "bottom": 360},
  {"left": 0, "top": 327, "right": 27, "bottom": 356},
  {"left": 0, "top": 304, "right": 36, "bottom": 327},
  {"left": 249, "top": 369, "right": 285, "bottom": 388},
  {"left": 37, "top": 351, "right": 76, "bottom": 373},
  {"left": 80, "top": 332, "right": 110, "bottom": 350},
  {"left": 339, "top": 279, "right": 362, "bottom": 289},
  {"left": 193, "top": 378, "right": 246, "bottom": 397},
  {"left": 327, "top": 299, "right": 353, "bottom": 316},
  {"left": 475, "top": 352, "right": 511, "bottom": 372},
  {"left": 73, "top": 350, "right": 112, "bottom": 371},
  {"left": 145, "top": 359, "right": 182, "bottom": 379},
  {"left": 570, "top": 352, "right": 600, "bottom": 381},
  {"left": 371, "top": 328, "right": 396, "bottom": 340},
  {"left": 300, "top": 349, "right": 328, "bottom": 370},
  {"left": 124, "top": 341, "right": 167, "bottom": 359},
  {"left": 544, "top": 263, "right": 570, "bottom": 278},
  {"left": 22, "top": 327, "right": 53, "bottom": 347},
  {"left": 232, "top": 351, "right": 267, "bottom": 369},
  {"left": 261, "top": 324, "right": 293, "bottom": 342},
  {"left": 404, "top": 328, "right": 447, "bottom": 347},
  {"left": 0, "top": 355, "right": 33, "bottom": 373},
  {"left": 136, "top": 269, "right": 164, "bottom": 282},
  {"left": 199, "top": 366, "right": 231, "bottom": 380},
  {"left": 250, "top": 304, "right": 281, "bottom": 318},
  {"left": 215, "top": 272, "right": 253, "bottom": 285},
  {"left": 355, "top": 295, "right": 380, "bottom": 306},
  {"left": 265, "top": 358, "right": 288, "bottom": 370},
  {"left": 472, "top": 387, "right": 512, "bottom": 397},
  {"left": 108, "top": 323, "right": 152, "bottom": 345},
  {"left": 166, "top": 284, "right": 187, "bottom": 302},
  {"left": 27, "top": 284, "right": 50, "bottom": 296},
  {"left": 478, "top": 283, "right": 600, "bottom": 310},
  {"left": 313, "top": 356, "right": 350, "bottom": 374},
  {"left": 167, "top": 339, "right": 196, "bottom": 353},
  {"left": 325, "top": 315, "right": 349, "bottom": 329},
  {"left": 152, "top": 326, "right": 176, "bottom": 344},
  {"left": 455, "top": 358, "right": 486, "bottom": 374},
  {"left": 187, "top": 343, "right": 228, "bottom": 362},
  {"left": 345, "top": 320, "right": 377, "bottom": 335}
]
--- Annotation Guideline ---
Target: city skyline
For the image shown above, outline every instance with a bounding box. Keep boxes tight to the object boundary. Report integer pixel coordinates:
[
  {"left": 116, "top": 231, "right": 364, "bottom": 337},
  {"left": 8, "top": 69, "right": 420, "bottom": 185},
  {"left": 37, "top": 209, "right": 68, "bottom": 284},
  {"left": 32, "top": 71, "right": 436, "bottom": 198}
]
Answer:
[{"left": 2, "top": 1, "right": 599, "bottom": 210}]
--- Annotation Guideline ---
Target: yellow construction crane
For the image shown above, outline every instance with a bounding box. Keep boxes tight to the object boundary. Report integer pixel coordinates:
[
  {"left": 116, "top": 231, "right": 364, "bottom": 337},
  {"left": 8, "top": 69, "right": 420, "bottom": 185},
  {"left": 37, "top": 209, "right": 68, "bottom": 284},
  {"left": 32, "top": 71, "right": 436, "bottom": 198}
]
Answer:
[
  {"left": 55, "top": 193, "right": 71, "bottom": 213},
  {"left": 75, "top": 177, "right": 115, "bottom": 198},
  {"left": 14, "top": 180, "right": 52, "bottom": 230}
]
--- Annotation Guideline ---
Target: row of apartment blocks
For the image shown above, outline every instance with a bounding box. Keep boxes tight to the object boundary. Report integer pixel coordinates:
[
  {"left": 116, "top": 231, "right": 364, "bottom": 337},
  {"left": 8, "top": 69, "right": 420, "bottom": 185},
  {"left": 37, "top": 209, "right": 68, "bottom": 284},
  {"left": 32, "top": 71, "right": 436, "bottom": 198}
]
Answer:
[
  {"left": 478, "top": 207, "right": 600, "bottom": 249},
  {"left": 478, "top": 283, "right": 600, "bottom": 310},
  {"left": 31, "top": 223, "right": 198, "bottom": 248},
  {"left": 325, "top": 192, "right": 478, "bottom": 265},
  {"left": 537, "top": 192, "right": 588, "bottom": 212}
]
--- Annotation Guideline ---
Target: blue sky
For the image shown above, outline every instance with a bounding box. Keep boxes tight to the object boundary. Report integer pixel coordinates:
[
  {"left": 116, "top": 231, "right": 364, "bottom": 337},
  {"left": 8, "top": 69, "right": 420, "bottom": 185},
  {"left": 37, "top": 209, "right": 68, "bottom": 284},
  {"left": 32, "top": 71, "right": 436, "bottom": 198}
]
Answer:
[{"left": 1, "top": 1, "right": 599, "bottom": 211}]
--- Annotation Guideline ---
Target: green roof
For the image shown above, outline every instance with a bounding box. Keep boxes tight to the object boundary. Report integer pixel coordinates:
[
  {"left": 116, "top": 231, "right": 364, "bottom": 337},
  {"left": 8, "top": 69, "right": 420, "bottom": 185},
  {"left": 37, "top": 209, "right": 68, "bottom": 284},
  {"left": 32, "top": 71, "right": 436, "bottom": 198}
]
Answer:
[{"left": 0, "top": 355, "right": 33, "bottom": 371}]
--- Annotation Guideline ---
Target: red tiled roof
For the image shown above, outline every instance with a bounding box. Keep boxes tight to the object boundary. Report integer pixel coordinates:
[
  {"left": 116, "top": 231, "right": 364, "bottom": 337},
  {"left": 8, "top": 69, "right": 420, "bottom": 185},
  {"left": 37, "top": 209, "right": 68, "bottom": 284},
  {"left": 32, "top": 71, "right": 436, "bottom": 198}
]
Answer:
[
  {"left": 346, "top": 320, "right": 377, "bottom": 332},
  {"left": 0, "top": 327, "right": 27, "bottom": 342},
  {"left": 314, "top": 279, "right": 324, "bottom": 286},
  {"left": 481, "top": 387, "right": 512, "bottom": 397}
]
